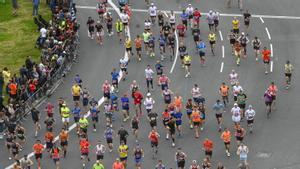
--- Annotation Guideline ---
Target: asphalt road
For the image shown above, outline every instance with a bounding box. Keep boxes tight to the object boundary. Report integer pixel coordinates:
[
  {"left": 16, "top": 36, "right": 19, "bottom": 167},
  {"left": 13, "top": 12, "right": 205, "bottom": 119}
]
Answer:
[{"left": 2, "top": 0, "right": 300, "bottom": 169}]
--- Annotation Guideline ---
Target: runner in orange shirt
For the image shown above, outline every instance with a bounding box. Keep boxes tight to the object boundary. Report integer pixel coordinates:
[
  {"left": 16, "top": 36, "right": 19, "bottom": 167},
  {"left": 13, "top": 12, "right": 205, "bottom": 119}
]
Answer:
[
  {"left": 221, "top": 128, "right": 231, "bottom": 157},
  {"left": 112, "top": 158, "right": 125, "bottom": 169},
  {"left": 262, "top": 46, "right": 271, "bottom": 74},
  {"left": 44, "top": 131, "right": 54, "bottom": 153},
  {"left": 134, "top": 35, "right": 143, "bottom": 61},
  {"left": 219, "top": 82, "right": 230, "bottom": 107},
  {"left": 268, "top": 81, "right": 278, "bottom": 109},
  {"left": 79, "top": 137, "right": 90, "bottom": 168},
  {"left": 173, "top": 94, "right": 183, "bottom": 112},
  {"left": 202, "top": 138, "right": 213, "bottom": 159},
  {"left": 59, "top": 128, "right": 69, "bottom": 158},
  {"left": 33, "top": 139, "right": 44, "bottom": 169},
  {"left": 191, "top": 107, "right": 202, "bottom": 138}
]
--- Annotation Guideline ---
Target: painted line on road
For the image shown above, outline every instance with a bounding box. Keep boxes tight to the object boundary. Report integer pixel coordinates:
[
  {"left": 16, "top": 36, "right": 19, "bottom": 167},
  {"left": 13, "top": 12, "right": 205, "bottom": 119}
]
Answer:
[
  {"left": 77, "top": 6, "right": 300, "bottom": 20},
  {"left": 270, "top": 43, "right": 273, "bottom": 57},
  {"left": 220, "top": 62, "right": 224, "bottom": 73},
  {"left": 222, "top": 46, "right": 225, "bottom": 58},
  {"left": 270, "top": 61, "right": 273, "bottom": 72},
  {"left": 5, "top": 1, "right": 130, "bottom": 169},
  {"left": 260, "top": 17, "right": 265, "bottom": 23},
  {"left": 163, "top": 11, "right": 179, "bottom": 74},
  {"left": 219, "top": 30, "right": 223, "bottom": 41},
  {"left": 270, "top": 43, "right": 273, "bottom": 72},
  {"left": 265, "top": 27, "right": 271, "bottom": 40}
]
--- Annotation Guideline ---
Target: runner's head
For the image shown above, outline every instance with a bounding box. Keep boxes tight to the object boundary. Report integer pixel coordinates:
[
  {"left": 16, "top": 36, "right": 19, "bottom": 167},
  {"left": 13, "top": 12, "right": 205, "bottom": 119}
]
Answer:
[
  {"left": 192, "top": 160, "right": 197, "bottom": 164},
  {"left": 209, "top": 10, "right": 213, "bottom": 14},
  {"left": 248, "top": 105, "right": 252, "bottom": 109},
  {"left": 286, "top": 60, "right": 290, "bottom": 64},
  {"left": 151, "top": 3, "right": 154, "bottom": 6},
  {"left": 147, "top": 93, "right": 151, "bottom": 97},
  {"left": 234, "top": 103, "right": 238, "bottom": 107},
  {"left": 216, "top": 99, "right": 220, "bottom": 103}
]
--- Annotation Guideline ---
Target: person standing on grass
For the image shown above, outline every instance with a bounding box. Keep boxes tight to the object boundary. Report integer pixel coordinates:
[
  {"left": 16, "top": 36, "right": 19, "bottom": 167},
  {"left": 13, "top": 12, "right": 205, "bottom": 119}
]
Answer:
[
  {"left": 12, "top": 0, "right": 18, "bottom": 16},
  {"left": 33, "top": 0, "right": 40, "bottom": 16}
]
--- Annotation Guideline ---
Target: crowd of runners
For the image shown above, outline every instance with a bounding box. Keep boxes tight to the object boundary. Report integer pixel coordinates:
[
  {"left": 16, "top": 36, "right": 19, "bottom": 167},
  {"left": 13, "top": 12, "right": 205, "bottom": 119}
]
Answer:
[{"left": 1, "top": 0, "right": 296, "bottom": 169}]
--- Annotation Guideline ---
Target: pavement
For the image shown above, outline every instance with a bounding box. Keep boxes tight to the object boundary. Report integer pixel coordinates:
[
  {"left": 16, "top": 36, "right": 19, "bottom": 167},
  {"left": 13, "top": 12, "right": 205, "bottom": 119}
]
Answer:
[{"left": 2, "top": 0, "right": 300, "bottom": 169}]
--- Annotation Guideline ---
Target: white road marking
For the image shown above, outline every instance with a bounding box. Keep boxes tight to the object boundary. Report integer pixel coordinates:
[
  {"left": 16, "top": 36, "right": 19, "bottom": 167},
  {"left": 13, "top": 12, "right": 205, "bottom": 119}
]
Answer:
[
  {"left": 270, "top": 61, "right": 273, "bottom": 72},
  {"left": 270, "top": 43, "right": 273, "bottom": 57},
  {"left": 260, "top": 17, "right": 265, "bottom": 23},
  {"left": 219, "top": 30, "right": 223, "bottom": 41},
  {"left": 265, "top": 27, "right": 271, "bottom": 40},
  {"left": 77, "top": 6, "right": 300, "bottom": 20},
  {"left": 5, "top": 1, "right": 130, "bottom": 169},
  {"left": 163, "top": 11, "right": 179, "bottom": 74},
  {"left": 222, "top": 46, "right": 225, "bottom": 58},
  {"left": 220, "top": 62, "right": 224, "bottom": 73}
]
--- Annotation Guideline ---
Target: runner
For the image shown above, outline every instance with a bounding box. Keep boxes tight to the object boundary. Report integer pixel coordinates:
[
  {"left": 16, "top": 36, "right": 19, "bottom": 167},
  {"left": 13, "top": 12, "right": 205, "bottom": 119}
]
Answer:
[
  {"left": 86, "top": 16, "right": 95, "bottom": 39},
  {"left": 131, "top": 115, "right": 139, "bottom": 142},
  {"left": 145, "top": 65, "right": 155, "bottom": 92},
  {"left": 79, "top": 115, "right": 89, "bottom": 137},
  {"left": 232, "top": 17, "right": 240, "bottom": 35},
  {"left": 104, "top": 101, "right": 113, "bottom": 127},
  {"left": 82, "top": 88, "right": 90, "bottom": 110},
  {"left": 120, "top": 11, "right": 129, "bottom": 33},
  {"left": 219, "top": 82, "right": 230, "bottom": 107},
  {"left": 284, "top": 60, "right": 294, "bottom": 89},
  {"left": 148, "top": 3, "right": 157, "bottom": 24},
  {"left": 186, "top": 4, "right": 194, "bottom": 28},
  {"left": 95, "top": 140, "right": 106, "bottom": 161},
  {"left": 144, "top": 92, "right": 155, "bottom": 114},
  {"left": 93, "top": 160, "right": 105, "bottom": 169},
  {"left": 201, "top": 157, "right": 212, "bottom": 169},
  {"left": 10, "top": 140, "right": 21, "bottom": 161},
  {"left": 197, "top": 39, "right": 206, "bottom": 66},
  {"left": 118, "top": 126, "right": 129, "bottom": 145},
  {"left": 134, "top": 35, "right": 143, "bottom": 61},
  {"left": 245, "top": 105, "right": 255, "bottom": 133},
  {"left": 59, "top": 128, "right": 68, "bottom": 158},
  {"left": 177, "top": 22, "right": 186, "bottom": 41},
  {"left": 159, "top": 74, "right": 170, "bottom": 91},
  {"left": 112, "top": 158, "right": 125, "bottom": 169},
  {"left": 158, "top": 33, "right": 167, "bottom": 60},
  {"left": 191, "top": 107, "right": 201, "bottom": 138},
  {"left": 116, "top": 19, "right": 124, "bottom": 42},
  {"left": 252, "top": 36, "right": 262, "bottom": 61},
  {"left": 79, "top": 137, "right": 90, "bottom": 168},
  {"left": 20, "top": 154, "right": 33, "bottom": 169},
  {"left": 231, "top": 103, "right": 242, "bottom": 127},
  {"left": 120, "top": 93, "right": 130, "bottom": 122},
  {"left": 167, "top": 116, "right": 176, "bottom": 147},
  {"left": 133, "top": 144, "right": 144, "bottom": 169},
  {"left": 157, "top": 11, "right": 164, "bottom": 30},
  {"left": 180, "top": 9, "right": 189, "bottom": 28},
  {"left": 175, "top": 148, "right": 187, "bottom": 169},
  {"left": 72, "top": 102, "right": 81, "bottom": 133},
  {"left": 237, "top": 89, "right": 247, "bottom": 119},
  {"left": 95, "top": 21, "right": 104, "bottom": 45},
  {"left": 228, "top": 30, "right": 237, "bottom": 54},
  {"left": 235, "top": 125, "right": 246, "bottom": 146},
  {"left": 192, "top": 24, "right": 201, "bottom": 47},
  {"left": 104, "top": 126, "right": 114, "bottom": 152},
  {"left": 262, "top": 46, "right": 271, "bottom": 74},
  {"left": 6, "top": 132, "right": 14, "bottom": 160},
  {"left": 105, "top": 12, "right": 114, "bottom": 36},
  {"left": 50, "top": 143, "right": 61, "bottom": 169},
  {"left": 234, "top": 41, "right": 242, "bottom": 65},
  {"left": 44, "top": 116, "right": 55, "bottom": 132},
  {"left": 220, "top": 128, "right": 231, "bottom": 157},
  {"left": 207, "top": 10, "right": 214, "bottom": 31},
  {"left": 162, "top": 109, "right": 171, "bottom": 139},
  {"left": 185, "top": 99, "right": 193, "bottom": 128},
  {"left": 167, "top": 31, "right": 176, "bottom": 61},
  {"left": 268, "top": 82, "right": 278, "bottom": 109},
  {"left": 162, "top": 87, "right": 173, "bottom": 106},
  {"left": 237, "top": 143, "right": 249, "bottom": 163},
  {"left": 192, "top": 8, "right": 201, "bottom": 28},
  {"left": 45, "top": 102, "right": 54, "bottom": 118},
  {"left": 191, "top": 84, "right": 204, "bottom": 105},
  {"left": 15, "top": 124, "right": 26, "bottom": 150},
  {"left": 202, "top": 138, "right": 213, "bottom": 159},
  {"left": 71, "top": 83, "right": 81, "bottom": 105},
  {"left": 125, "top": 36, "right": 133, "bottom": 60},
  {"left": 264, "top": 89, "right": 273, "bottom": 118},
  {"left": 208, "top": 31, "right": 216, "bottom": 55},
  {"left": 229, "top": 69, "right": 239, "bottom": 86},
  {"left": 147, "top": 110, "right": 158, "bottom": 130},
  {"left": 31, "top": 107, "right": 41, "bottom": 137},
  {"left": 133, "top": 89, "right": 143, "bottom": 117},
  {"left": 213, "top": 10, "right": 220, "bottom": 32},
  {"left": 212, "top": 100, "right": 225, "bottom": 132},
  {"left": 111, "top": 68, "right": 120, "bottom": 93},
  {"left": 96, "top": 2, "right": 106, "bottom": 22},
  {"left": 32, "top": 139, "right": 44, "bottom": 169},
  {"left": 233, "top": 82, "right": 243, "bottom": 102},
  {"left": 90, "top": 101, "right": 100, "bottom": 132},
  {"left": 118, "top": 141, "right": 129, "bottom": 168},
  {"left": 148, "top": 129, "right": 160, "bottom": 158},
  {"left": 102, "top": 80, "right": 111, "bottom": 100},
  {"left": 237, "top": 32, "right": 249, "bottom": 57},
  {"left": 198, "top": 103, "right": 206, "bottom": 131},
  {"left": 190, "top": 160, "right": 200, "bottom": 169},
  {"left": 119, "top": 55, "right": 128, "bottom": 81},
  {"left": 169, "top": 11, "right": 176, "bottom": 30},
  {"left": 172, "top": 108, "right": 183, "bottom": 136},
  {"left": 179, "top": 42, "right": 187, "bottom": 68},
  {"left": 243, "top": 10, "right": 251, "bottom": 30},
  {"left": 155, "top": 160, "right": 166, "bottom": 169},
  {"left": 183, "top": 54, "right": 192, "bottom": 77},
  {"left": 60, "top": 103, "right": 70, "bottom": 130}
]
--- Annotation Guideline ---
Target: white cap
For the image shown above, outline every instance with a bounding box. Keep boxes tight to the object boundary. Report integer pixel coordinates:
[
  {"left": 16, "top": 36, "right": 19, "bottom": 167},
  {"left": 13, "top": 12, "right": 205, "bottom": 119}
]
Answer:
[
  {"left": 249, "top": 105, "right": 252, "bottom": 108},
  {"left": 234, "top": 103, "right": 238, "bottom": 106},
  {"left": 188, "top": 4, "right": 191, "bottom": 6},
  {"left": 241, "top": 32, "right": 245, "bottom": 35},
  {"left": 151, "top": 3, "right": 154, "bottom": 6},
  {"left": 209, "top": 10, "right": 213, "bottom": 14},
  {"left": 147, "top": 93, "right": 151, "bottom": 97}
]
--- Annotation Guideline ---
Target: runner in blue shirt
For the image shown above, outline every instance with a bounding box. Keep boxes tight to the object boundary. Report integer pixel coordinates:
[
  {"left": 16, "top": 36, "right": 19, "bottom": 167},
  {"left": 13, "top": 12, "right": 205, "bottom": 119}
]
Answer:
[
  {"left": 72, "top": 103, "right": 81, "bottom": 133},
  {"left": 197, "top": 39, "right": 206, "bottom": 66},
  {"left": 90, "top": 102, "right": 100, "bottom": 132},
  {"left": 104, "top": 127, "right": 114, "bottom": 152},
  {"left": 172, "top": 111, "right": 183, "bottom": 136},
  {"left": 111, "top": 68, "right": 119, "bottom": 92},
  {"left": 180, "top": 10, "right": 189, "bottom": 27},
  {"left": 158, "top": 34, "right": 167, "bottom": 60},
  {"left": 212, "top": 100, "right": 225, "bottom": 132},
  {"left": 121, "top": 93, "right": 130, "bottom": 121}
]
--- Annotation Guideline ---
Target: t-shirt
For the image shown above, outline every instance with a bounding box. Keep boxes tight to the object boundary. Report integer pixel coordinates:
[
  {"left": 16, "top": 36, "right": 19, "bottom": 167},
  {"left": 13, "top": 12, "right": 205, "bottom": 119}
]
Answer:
[
  {"left": 118, "top": 129, "right": 128, "bottom": 138},
  {"left": 40, "top": 28, "right": 47, "bottom": 38},
  {"left": 145, "top": 68, "right": 154, "bottom": 79},
  {"left": 262, "top": 50, "right": 271, "bottom": 61},
  {"left": 134, "top": 38, "right": 142, "bottom": 48},
  {"left": 203, "top": 140, "right": 213, "bottom": 151},
  {"left": 72, "top": 85, "right": 81, "bottom": 96},
  {"left": 221, "top": 131, "right": 231, "bottom": 142},
  {"left": 243, "top": 13, "right": 251, "bottom": 22},
  {"left": 118, "top": 145, "right": 129, "bottom": 158},
  {"left": 121, "top": 97, "right": 129, "bottom": 109},
  {"left": 120, "top": 13, "right": 129, "bottom": 23},
  {"left": 93, "top": 163, "right": 105, "bottom": 169},
  {"left": 33, "top": 143, "right": 44, "bottom": 154}
]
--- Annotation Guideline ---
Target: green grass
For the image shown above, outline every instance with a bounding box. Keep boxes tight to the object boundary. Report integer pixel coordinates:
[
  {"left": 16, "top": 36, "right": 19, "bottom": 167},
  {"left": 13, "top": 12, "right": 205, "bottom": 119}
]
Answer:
[{"left": 0, "top": 0, "right": 51, "bottom": 74}]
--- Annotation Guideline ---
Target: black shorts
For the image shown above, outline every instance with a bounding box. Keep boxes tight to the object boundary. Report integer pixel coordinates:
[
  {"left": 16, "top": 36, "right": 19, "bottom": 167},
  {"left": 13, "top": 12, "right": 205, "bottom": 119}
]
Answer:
[
  {"left": 92, "top": 116, "right": 99, "bottom": 122},
  {"left": 17, "top": 135, "right": 25, "bottom": 140},
  {"left": 230, "top": 39, "right": 236, "bottom": 45},
  {"left": 272, "top": 95, "right": 276, "bottom": 100},
  {"left": 73, "top": 95, "right": 80, "bottom": 101},
  {"left": 46, "top": 142, "right": 53, "bottom": 149},
  {"left": 238, "top": 104, "right": 246, "bottom": 109},
  {"left": 123, "top": 22, "right": 128, "bottom": 26},
  {"left": 136, "top": 47, "right": 141, "bottom": 52},
  {"left": 209, "top": 41, "right": 216, "bottom": 45},
  {"left": 254, "top": 46, "right": 260, "bottom": 50},
  {"left": 158, "top": 21, "right": 164, "bottom": 27},
  {"left": 224, "top": 141, "right": 230, "bottom": 146},
  {"left": 244, "top": 21, "right": 250, "bottom": 26},
  {"left": 162, "top": 120, "right": 169, "bottom": 126},
  {"left": 97, "top": 154, "right": 104, "bottom": 160},
  {"left": 285, "top": 73, "right": 292, "bottom": 78},
  {"left": 81, "top": 152, "right": 89, "bottom": 156},
  {"left": 169, "top": 128, "right": 175, "bottom": 135},
  {"left": 60, "top": 141, "right": 68, "bottom": 147},
  {"left": 208, "top": 23, "right": 214, "bottom": 28},
  {"left": 247, "top": 119, "right": 254, "bottom": 124},
  {"left": 150, "top": 121, "right": 157, "bottom": 128},
  {"left": 151, "top": 141, "right": 158, "bottom": 147},
  {"left": 236, "top": 136, "right": 244, "bottom": 141},
  {"left": 121, "top": 68, "right": 127, "bottom": 72},
  {"left": 205, "top": 150, "right": 212, "bottom": 157},
  {"left": 193, "top": 122, "right": 200, "bottom": 127},
  {"left": 180, "top": 54, "right": 185, "bottom": 60},
  {"left": 106, "top": 138, "right": 113, "bottom": 144},
  {"left": 265, "top": 101, "right": 272, "bottom": 106},
  {"left": 35, "top": 153, "right": 42, "bottom": 159},
  {"left": 177, "top": 160, "right": 185, "bottom": 168},
  {"left": 182, "top": 20, "right": 187, "bottom": 25},
  {"left": 233, "top": 28, "right": 239, "bottom": 34},
  {"left": 179, "top": 33, "right": 184, "bottom": 37},
  {"left": 74, "top": 116, "right": 80, "bottom": 123},
  {"left": 189, "top": 15, "right": 193, "bottom": 19},
  {"left": 164, "top": 99, "right": 171, "bottom": 104},
  {"left": 199, "top": 51, "right": 205, "bottom": 57},
  {"left": 241, "top": 43, "right": 247, "bottom": 47},
  {"left": 126, "top": 47, "right": 132, "bottom": 52},
  {"left": 215, "top": 113, "right": 222, "bottom": 118},
  {"left": 120, "top": 157, "right": 127, "bottom": 161},
  {"left": 185, "top": 63, "right": 191, "bottom": 67},
  {"left": 214, "top": 20, "right": 219, "bottom": 26},
  {"left": 264, "top": 60, "right": 270, "bottom": 64},
  {"left": 104, "top": 92, "right": 110, "bottom": 99},
  {"left": 194, "top": 36, "right": 199, "bottom": 42},
  {"left": 89, "top": 27, "right": 94, "bottom": 32}
]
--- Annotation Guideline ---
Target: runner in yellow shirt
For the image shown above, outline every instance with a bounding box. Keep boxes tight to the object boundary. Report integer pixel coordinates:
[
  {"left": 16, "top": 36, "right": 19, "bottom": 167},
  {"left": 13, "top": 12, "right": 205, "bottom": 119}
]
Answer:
[
  {"left": 183, "top": 54, "right": 192, "bottom": 78},
  {"left": 71, "top": 83, "right": 81, "bottom": 104},
  {"left": 118, "top": 141, "right": 129, "bottom": 168},
  {"left": 208, "top": 32, "right": 216, "bottom": 56},
  {"left": 125, "top": 36, "right": 133, "bottom": 60},
  {"left": 232, "top": 17, "right": 240, "bottom": 35}
]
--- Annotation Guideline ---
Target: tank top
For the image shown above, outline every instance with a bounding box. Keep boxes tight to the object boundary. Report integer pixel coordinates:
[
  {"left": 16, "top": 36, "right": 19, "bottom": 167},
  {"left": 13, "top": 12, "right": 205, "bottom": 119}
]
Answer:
[
  {"left": 163, "top": 91, "right": 171, "bottom": 101},
  {"left": 169, "top": 14, "right": 176, "bottom": 23},
  {"left": 96, "top": 144, "right": 105, "bottom": 155},
  {"left": 134, "top": 149, "right": 142, "bottom": 159},
  {"left": 16, "top": 128, "right": 24, "bottom": 137},
  {"left": 236, "top": 129, "right": 243, "bottom": 137}
]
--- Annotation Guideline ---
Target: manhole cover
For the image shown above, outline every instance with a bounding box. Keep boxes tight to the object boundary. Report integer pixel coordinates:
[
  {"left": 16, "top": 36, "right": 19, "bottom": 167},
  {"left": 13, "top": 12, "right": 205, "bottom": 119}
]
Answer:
[{"left": 256, "top": 152, "right": 272, "bottom": 159}]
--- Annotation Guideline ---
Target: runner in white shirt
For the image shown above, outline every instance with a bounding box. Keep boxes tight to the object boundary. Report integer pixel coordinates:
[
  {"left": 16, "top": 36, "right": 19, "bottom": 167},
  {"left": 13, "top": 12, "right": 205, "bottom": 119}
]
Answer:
[
  {"left": 145, "top": 65, "right": 155, "bottom": 92},
  {"left": 245, "top": 105, "right": 255, "bottom": 133},
  {"left": 206, "top": 10, "right": 215, "bottom": 31},
  {"left": 120, "top": 55, "right": 128, "bottom": 81},
  {"left": 186, "top": 4, "right": 194, "bottom": 28},
  {"left": 231, "top": 103, "right": 241, "bottom": 125},
  {"left": 144, "top": 19, "right": 152, "bottom": 31},
  {"left": 95, "top": 141, "right": 106, "bottom": 161},
  {"left": 120, "top": 11, "right": 129, "bottom": 32},
  {"left": 212, "top": 10, "right": 220, "bottom": 31},
  {"left": 169, "top": 10, "right": 176, "bottom": 29},
  {"left": 229, "top": 69, "right": 239, "bottom": 86},
  {"left": 144, "top": 93, "right": 155, "bottom": 114},
  {"left": 149, "top": 3, "right": 157, "bottom": 24},
  {"left": 233, "top": 82, "right": 243, "bottom": 102},
  {"left": 191, "top": 84, "right": 204, "bottom": 105}
]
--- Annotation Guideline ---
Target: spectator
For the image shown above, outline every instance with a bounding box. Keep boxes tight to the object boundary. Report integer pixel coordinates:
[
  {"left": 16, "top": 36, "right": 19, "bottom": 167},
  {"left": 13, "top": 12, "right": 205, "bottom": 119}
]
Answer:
[
  {"left": 33, "top": 0, "right": 40, "bottom": 16},
  {"left": 40, "top": 27, "right": 47, "bottom": 47},
  {"left": 12, "top": 0, "right": 18, "bottom": 16},
  {"left": 2, "top": 67, "right": 11, "bottom": 86},
  {"left": 0, "top": 72, "right": 3, "bottom": 96}
]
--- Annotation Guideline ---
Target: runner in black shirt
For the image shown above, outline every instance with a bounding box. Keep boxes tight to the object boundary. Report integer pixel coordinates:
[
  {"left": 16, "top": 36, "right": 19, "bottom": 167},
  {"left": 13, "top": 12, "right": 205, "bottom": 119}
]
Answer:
[
  {"left": 117, "top": 126, "right": 129, "bottom": 144},
  {"left": 86, "top": 16, "right": 95, "bottom": 39},
  {"left": 243, "top": 10, "right": 251, "bottom": 30},
  {"left": 162, "top": 22, "right": 171, "bottom": 38},
  {"left": 192, "top": 26, "right": 200, "bottom": 47},
  {"left": 31, "top": 107, "right": 41, "bottom": 137},
  {"left": 105, "top": 12, "right": 114, "bottom": 36},
  {"left": 95, "top": 21, "right": 104, "bottom": 45},
  {"left": 157, "top": 11, "right": 164, "bottom": 30},
  {"left": 167, "top": 116, "right": 176, "bottom": 147},
  {"left": 178, "top": 42, "right": 187, "bottom": 68},
  {"left": 148, "top": 111, "right": 158, "bottom": 129},
  {"left": 167, "top": 32, "right": 175, "bottom": 61}
]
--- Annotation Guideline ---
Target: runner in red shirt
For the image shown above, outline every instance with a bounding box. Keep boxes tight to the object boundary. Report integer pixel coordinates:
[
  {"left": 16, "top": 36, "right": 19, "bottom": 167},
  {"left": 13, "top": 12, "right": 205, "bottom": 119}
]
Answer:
[
  {"left": 33, "top": 140, "right": 44, "bottom": 169},
  {"left": 133, "top": 90, "right": 143, "bottom": 117},
  {"left": 79, "top": 137, "right": 90, "bottom": 168},
  {"left": 158, "top": 74, "right": 170, "bottom": 91},
  {"left": 261, "top": 46, "right": 271, "bottom": 74},
  {"left": 202, "top": 138, "right": 214, "bottom": 160},
  {"left": 176, "top": 23, "right": 186, "bottom": 41},
  {"left": 45, "top": 102, "right": 54, "bottom": 117},
  {"left": 148, "top": 129, "right": 160, "bottom": 157},
  {"left": 193, "top": 8, "right": 201, "bottom": 28},
  {"left": 102, "top": 80, "right": 111, "bottom": 100},
  {"left": 268, "top": 81, "right": 278, "bottom": 109}
]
